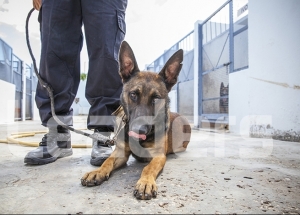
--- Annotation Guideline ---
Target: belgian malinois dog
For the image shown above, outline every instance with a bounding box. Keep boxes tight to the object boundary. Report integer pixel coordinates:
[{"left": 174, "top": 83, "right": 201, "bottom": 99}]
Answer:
[
  {"left": 219, "top": 82, "right": 229, "bottom": 114},
  {"left": 81, "top": 41, "right": 191, "bottom": 200}
]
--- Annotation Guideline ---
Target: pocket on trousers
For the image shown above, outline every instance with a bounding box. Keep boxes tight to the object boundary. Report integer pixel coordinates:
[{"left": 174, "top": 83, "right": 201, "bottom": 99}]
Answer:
[
  {"left": 117, "top": 11, "right": 126, "bottom": 34},
  {"left": 114, "top": 10, "right": 126, "bottom": 60}
]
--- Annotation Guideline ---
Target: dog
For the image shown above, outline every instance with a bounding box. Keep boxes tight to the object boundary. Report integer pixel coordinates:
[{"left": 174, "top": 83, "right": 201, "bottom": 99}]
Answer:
[
  {"left": 81, "top": 41, "right": 191, "bottom": 200},
  {"left": 219, "top": 82, "right": 229, "bottom": 114}
]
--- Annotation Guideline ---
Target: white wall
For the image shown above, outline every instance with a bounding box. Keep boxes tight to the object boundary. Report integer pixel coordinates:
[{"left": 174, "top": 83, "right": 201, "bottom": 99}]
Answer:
[
  {"left": 71, "top": 79, "right": 90, "bottom": 115},
  {"left": 229, "top": 68, "right": 250, "bottom": 135},
  {"left": 31, "top": 92, "right": 40, "bottom": 121},
  {"left": 169, "top": 90, "right": 177, "bottom": 113},
  {"left": 230, "top": 0, "right": 300, "bottom": 135},
  {"left": 0, "top": 80, "right": 15, "bottom": 124}
]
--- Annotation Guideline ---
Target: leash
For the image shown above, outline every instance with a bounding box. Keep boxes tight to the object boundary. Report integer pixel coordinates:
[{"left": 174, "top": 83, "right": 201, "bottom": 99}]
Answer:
[{"left": 25, "top": 8, "right": 124, "bottom": 146}]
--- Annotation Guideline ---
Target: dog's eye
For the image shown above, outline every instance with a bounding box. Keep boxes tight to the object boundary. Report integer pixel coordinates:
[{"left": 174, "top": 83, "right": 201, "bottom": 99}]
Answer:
[
  {"left": 129, "top": 92, "right": 137, "bottom": 101},
  {"left": 152, "top": 96, "right": 161, "bottom": 105}
]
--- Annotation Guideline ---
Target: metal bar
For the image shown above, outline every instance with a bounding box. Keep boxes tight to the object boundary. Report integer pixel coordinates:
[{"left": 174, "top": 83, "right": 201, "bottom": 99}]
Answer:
[
  {"left": 233, "top": 65, "right": 249, "bottom": 73},
  {"left": 30, "top": 64, "right": 34, "bottom": 119},
  {"left": 147, "top": 30, "right": 194, "bottom": 69},
  {"left": 210, "top": 21, "right": 212, "bottom": 41},
  {"left": 203, "top": 25, "right": 229, "bottom": 45},
  {"left": 198, "top": 23, "right": 203, "bottom": 128},
  {"left": 202, "top": 47, "right": 214, "bottom": 69},
  {"left": 215, "top": 21, "right": 217, "bottom": 38},
  {"left": 233, "top": 25, "right": 248, "bottom": 36},
  {"left": 215, "top": 33, "right": 229, "bottom": 67},
  {"left": 202, "top": 0, "right": 232, "bottom": 25},
  {"left": 184, "top": 53, "right": 194, "bottom": 81},
  {"left": 220, "top": 16, "right": 222, "bottom": 33},
  {"left": 202, "top": 95, "right": 228, "bottom": 101},
  {"left": 10, "top": 48, "right": 14, "bottom": 83},
  {"left": 205, "top": 23, "right": 207, "bottom": 44},
  {"left": 176, "top": 82, "right": 180, "bottom": 113},
  {"left": 229, "top": 0, "right": 234, "bottom": 73},
  {"left": 201, "top": 114, "right": 229, "bottom": 120},
  {"left": 202, "top": 64, "right": 229, "bottom": 75}
]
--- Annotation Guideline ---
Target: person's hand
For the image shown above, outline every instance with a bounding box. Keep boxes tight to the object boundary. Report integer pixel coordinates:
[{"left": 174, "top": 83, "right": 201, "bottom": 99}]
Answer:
[{"left": 33, "top": 0, "right": 42, "bottom": 11}]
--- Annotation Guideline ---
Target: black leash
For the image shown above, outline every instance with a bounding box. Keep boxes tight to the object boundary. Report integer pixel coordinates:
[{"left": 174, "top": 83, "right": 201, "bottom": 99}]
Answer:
[{"left": 25, "top": 8, "right": 115, "bottom": 146}]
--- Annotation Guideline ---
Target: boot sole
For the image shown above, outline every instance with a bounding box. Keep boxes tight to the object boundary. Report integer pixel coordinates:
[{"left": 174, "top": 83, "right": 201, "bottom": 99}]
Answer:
[
  {"left": 24, "top": 149, "right": 73, "bottom": 165},
  {"left": 90, "top": 156, "right": 108, "bottom": 166}
]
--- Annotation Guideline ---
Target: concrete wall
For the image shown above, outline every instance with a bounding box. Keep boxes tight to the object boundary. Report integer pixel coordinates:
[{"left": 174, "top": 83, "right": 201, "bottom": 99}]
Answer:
[
  {"left": 0, "top": 80, "right": 15, "bottom": 124},
  {"left": 229, "top": 0, "right": 300, "bottom": 137}
]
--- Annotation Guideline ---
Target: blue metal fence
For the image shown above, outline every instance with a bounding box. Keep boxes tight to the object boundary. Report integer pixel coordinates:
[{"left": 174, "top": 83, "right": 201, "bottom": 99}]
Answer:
[
  {"left": 0, "top": 37, "right": 35, "bottom": 120},
  {"left": 146, "top": 30, "right": 194, "bottom": 75},
  {"left": 12, "top": 54, "right": 23, "bottom": 120},
  {"left": 146, "top": 0, "right": 249, "bottom": 127},
  {"left": 197, "top": 0, "right": 233, "bottom": 127},
  {"left": 0, "top": 38, "right": 13, "bottom": 83}
]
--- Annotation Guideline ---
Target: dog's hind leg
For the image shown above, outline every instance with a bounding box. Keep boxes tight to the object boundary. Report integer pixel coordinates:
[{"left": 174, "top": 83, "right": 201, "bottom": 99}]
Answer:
[{"left": 167, "top": 113, "right": 191, "bottom": 154}]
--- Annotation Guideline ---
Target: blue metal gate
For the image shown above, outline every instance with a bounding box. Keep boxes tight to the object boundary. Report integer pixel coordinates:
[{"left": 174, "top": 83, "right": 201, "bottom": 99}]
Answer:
[
  {"left": 197, "top": 0, "right": 248, "bottom": 128},
  {"left": 25, "top": 64, "right": 33, "bottom": 120},
  {"left": 145, "top": 0, "right": 249, "bottom": 127},
  {"left": 12, "top": 54, "right": 23, "bottom": 121},
  {"left": 1, "top": 38, "right": 35, "bottom": 121}
]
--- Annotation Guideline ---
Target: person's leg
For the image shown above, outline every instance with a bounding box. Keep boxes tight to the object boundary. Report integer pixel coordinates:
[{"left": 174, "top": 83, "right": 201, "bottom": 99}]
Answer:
[
  {"left": 83, "top": 0, "right": 127, "bottom": 131},
  {"left": 82, "top": 0, "right": 127, "bottom": 166},
  {"left": 36, "top": 0, "right": 83, "bottom": 127},
  {"left": 25, "top": 0, "right": 83, "bottom": 165}
]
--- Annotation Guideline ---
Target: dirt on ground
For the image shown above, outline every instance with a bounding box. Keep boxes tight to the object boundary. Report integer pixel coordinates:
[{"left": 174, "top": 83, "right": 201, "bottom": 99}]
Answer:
[{"left": 0, "top": 118, "right": 299, "bottom": 214}]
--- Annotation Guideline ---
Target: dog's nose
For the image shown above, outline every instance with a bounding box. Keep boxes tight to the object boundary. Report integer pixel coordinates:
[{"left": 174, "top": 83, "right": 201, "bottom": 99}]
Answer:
[{"left": 132, "top": 124, "right": 149, "bottom": 135}]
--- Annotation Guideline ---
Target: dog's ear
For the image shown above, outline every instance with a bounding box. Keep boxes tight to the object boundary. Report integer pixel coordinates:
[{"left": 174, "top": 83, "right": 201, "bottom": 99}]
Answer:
[
  {"left": 220, "top": 82, "right": 224, "bottom": 88},
  {"left": 159, "top": 49, "right": 183, "bottom": 92},
  {"left": 119, "top": 41, "right": 140, "bottom": 82}
]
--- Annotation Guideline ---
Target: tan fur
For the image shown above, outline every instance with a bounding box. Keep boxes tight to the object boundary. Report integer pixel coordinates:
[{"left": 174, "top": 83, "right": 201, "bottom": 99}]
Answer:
[{"left": 81, "top": 41, "right": 191, "bottom": 200}]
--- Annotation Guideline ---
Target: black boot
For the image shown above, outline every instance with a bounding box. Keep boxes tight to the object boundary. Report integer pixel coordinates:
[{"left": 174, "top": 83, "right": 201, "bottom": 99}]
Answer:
[
  {"left": 90, "top": 128, "right": 113, "bottom": 166},
  {"left": 24, "top": 125, "right": 72, "bottom": 165}
]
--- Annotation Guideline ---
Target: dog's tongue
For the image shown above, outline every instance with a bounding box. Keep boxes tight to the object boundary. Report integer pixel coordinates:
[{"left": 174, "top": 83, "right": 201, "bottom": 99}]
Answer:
[{"left": 128, "top": 131, "right": 147, "bottom": 140}]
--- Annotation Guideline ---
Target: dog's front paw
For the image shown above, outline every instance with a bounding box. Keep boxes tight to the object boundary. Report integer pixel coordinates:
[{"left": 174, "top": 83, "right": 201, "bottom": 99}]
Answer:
[
  {"left": 134, "top": 177, "right": 157, "bottom": 200},
  {"left": 81, "top": 170, "right": 109, "bottom": 187}
]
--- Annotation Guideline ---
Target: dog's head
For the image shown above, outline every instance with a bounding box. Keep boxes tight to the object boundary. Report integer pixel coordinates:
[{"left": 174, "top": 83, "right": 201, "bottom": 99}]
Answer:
[
  {"left": 220, "top": 82, "right": 229, "bottom": 96},
  {"left": 118, "top": 41, "right": 183, "bottom": 141}
]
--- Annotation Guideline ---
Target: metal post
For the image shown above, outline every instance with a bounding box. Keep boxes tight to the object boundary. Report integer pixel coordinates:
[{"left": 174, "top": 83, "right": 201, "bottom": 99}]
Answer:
[
  {"left": 229, "top": 0, "right": 234, "bottom": 73},
  {"left": 30, "top": 64, "right": 34, "bottom": 119},
  {"left": 10, "top": 50, "right": 14, "bottom": 83},
  {"left": 21, "top": 60, "right": 25, "bottom": 121},
  {"left": 198, "top": 23, "right": 203, "bottom": 128},
  {"left": 176, "top": 82, "right": 180, "bottom": 113}
]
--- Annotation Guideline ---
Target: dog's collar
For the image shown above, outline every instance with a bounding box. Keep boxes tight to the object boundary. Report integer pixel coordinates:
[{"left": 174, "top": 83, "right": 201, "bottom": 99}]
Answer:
[{"left": 110, "top": 106, "right": 128, "bottom": 145}]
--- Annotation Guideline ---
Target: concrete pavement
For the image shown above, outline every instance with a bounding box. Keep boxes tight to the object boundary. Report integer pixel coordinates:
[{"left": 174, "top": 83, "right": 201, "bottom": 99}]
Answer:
[{"left": 0, "top": 116, "right": 299, "bottom": 214}]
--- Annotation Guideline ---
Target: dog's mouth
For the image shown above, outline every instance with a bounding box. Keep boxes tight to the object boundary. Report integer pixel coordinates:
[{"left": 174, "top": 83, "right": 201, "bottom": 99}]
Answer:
[{"left": 128, "top": 131, "right": 147, "bottom": 141}]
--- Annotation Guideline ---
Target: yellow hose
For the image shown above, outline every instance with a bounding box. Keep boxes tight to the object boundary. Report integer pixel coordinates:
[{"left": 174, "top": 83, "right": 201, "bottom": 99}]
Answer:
[
  {"left": 1, "top": 130, "right": 92, "bottom": 148},
  {"left": 0, "top": 139, "right": 8, "bottom": 143}
]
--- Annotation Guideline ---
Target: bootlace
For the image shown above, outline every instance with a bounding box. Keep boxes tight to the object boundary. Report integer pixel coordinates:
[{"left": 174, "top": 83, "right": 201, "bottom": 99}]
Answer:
[{"left": 39, "top": 134, "right": 48, "bottom": 146}]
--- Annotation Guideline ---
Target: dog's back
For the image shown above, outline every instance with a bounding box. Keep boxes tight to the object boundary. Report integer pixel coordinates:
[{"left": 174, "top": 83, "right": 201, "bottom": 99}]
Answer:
[{"left": 167, "top": 112, "right": 191, "bottom": 154}]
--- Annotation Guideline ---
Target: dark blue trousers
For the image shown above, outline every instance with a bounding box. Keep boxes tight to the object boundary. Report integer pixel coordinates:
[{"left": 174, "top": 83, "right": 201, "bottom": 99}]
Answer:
[{"left": 35, "top": 0, "right": 127, "bottom": 131}]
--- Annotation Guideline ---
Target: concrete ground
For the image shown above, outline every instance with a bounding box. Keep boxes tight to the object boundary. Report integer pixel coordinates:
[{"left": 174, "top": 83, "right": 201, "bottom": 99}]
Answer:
[{"left": 0, "top": 116, "right": 299, "bottom": 214}]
